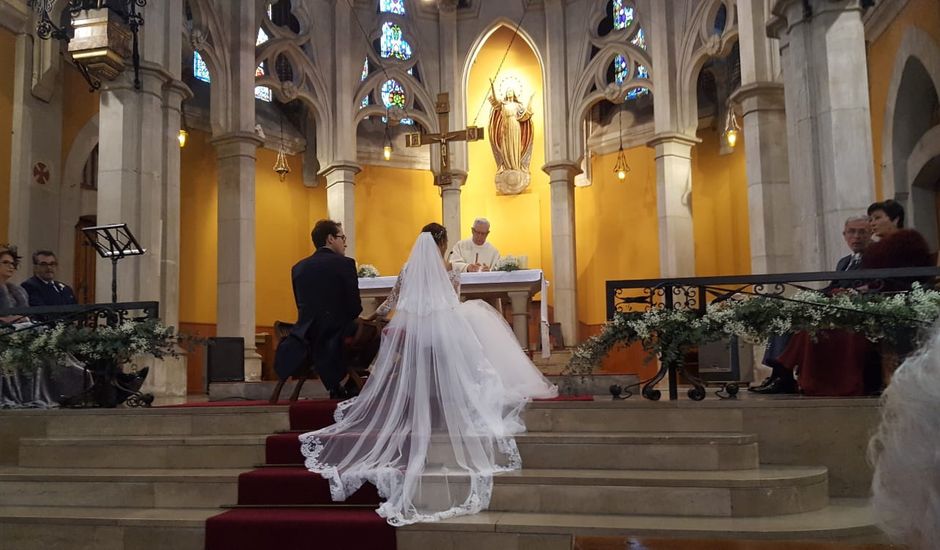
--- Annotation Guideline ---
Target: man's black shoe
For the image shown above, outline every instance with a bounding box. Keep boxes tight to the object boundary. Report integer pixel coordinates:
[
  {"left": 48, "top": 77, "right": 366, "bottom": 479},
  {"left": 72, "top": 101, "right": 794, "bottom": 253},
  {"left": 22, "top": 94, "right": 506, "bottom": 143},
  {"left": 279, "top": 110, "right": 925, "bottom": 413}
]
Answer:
[
  {"left": 749, "top": 376, "right": 798, "bottom": 395},
  {"left": 329, "top": 386, "right": 350, "bottom": 400},
  {"left": 748, "top": 376, "right": 774, "bottom": 392}
]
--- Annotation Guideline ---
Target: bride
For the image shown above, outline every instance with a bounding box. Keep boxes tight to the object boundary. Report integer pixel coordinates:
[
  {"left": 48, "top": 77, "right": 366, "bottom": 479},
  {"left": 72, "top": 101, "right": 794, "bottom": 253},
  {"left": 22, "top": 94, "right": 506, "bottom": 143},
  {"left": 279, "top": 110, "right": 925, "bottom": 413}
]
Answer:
[{"left": 300, "top": 223, "right": 557, "bottom": 526}]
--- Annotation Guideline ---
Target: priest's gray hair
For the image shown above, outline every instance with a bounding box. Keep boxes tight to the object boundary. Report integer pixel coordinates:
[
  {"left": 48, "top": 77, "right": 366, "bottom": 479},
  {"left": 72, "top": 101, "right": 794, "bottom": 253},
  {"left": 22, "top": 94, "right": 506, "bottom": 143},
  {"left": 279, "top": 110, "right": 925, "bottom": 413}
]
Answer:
[
  {"left": 869, "top": 325, "right": 940, "bottom": 549},
  {"left": 844, "top": 215, "right": 869, "bottom": 225},
  {"left": 472, "top": 218, "right": 490, "bottom": 228}
]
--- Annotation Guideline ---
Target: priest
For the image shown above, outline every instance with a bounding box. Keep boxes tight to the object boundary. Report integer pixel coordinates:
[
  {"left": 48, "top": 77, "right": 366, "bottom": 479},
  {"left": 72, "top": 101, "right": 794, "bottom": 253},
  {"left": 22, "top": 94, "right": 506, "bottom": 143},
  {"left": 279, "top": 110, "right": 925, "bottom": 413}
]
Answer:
[{"left": 450, "top": 218, "right": 500, "bottom": 272}]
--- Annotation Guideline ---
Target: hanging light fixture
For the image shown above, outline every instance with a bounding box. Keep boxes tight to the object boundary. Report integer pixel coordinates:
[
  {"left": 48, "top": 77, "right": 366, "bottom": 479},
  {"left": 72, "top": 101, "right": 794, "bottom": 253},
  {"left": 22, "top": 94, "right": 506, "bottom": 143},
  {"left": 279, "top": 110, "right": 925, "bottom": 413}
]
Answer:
[
  {"left": 274, "top": 114, "right": 291, "bottom": 181},
  {"left": 723, "top": 105, "right": 741, "bottom": 148},
  {"left": 29, "top": 0, "right": 148, "bottom": 91},
  {"left": 613, "top": 101, "right": 630, "bottom": 181},
  {"left": 177, "top": 100, "right": 189, "bottom": 148},
  {"left": 383, "top": 113, "right": 393, "bottom": 161}
]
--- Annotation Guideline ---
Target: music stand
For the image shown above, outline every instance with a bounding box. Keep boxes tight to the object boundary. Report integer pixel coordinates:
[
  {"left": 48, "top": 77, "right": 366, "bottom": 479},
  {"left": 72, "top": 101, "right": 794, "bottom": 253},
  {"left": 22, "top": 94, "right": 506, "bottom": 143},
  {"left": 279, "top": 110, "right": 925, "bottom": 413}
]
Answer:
[{"left": 81, "top": 223, "right": 146, "bottom": 303}]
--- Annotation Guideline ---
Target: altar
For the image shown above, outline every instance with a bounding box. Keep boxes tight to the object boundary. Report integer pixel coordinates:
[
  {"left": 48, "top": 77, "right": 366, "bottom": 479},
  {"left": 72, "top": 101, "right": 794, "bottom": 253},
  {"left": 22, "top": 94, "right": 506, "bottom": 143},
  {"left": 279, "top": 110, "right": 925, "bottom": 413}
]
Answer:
[{"left": 359, "top": 269, "right": 549, "bottom": 356}]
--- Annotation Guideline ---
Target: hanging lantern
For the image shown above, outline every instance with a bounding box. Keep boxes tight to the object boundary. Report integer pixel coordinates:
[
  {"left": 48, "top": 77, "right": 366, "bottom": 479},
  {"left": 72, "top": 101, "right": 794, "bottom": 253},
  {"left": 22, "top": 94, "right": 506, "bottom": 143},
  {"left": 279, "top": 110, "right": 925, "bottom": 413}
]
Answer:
[
  {"left": 274, "top": 148, "right": 291, "bottom": 181},
  {"left": 612, "top": 102, "right": 630, "bottom": 181},
  {"left": 383, "top": 144, "right": 392, "bottom": 161},
  {"left": 177, "top": 128, "right": 188, "bottom": 148},
  {"left": 382, "top": 117, "right": 393, "bottom": 161},
  {"left": 723, "top": 108, "right": 741, "bottom": 148}
]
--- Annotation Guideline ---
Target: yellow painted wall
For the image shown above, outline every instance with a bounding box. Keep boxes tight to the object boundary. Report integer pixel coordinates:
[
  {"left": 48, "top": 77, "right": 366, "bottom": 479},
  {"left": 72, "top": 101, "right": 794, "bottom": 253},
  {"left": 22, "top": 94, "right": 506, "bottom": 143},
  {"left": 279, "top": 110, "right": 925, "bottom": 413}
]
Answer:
[
  {"left": 60, "top": 64, "right": 100, "bottom": 168},
  {"left": 691, "top": 127, "right": 751, "bottom": 276},
  {"left": 868, "top": 0, "right": 940, "bottom": 200},
  {"left": 354, "top": 165, "right": 439, "bottom": 275},
  {"left": 178, "top": 128, "right": 326, "bottom": 327},
  {"left": 464, "top": 27, "right": 554, "bottom": 293},
  {"left": 575, "top": 146, "right": 659, "bottom": 327},
  {"left": 0, "top": 28, "right": 15, "bottom": 244}
]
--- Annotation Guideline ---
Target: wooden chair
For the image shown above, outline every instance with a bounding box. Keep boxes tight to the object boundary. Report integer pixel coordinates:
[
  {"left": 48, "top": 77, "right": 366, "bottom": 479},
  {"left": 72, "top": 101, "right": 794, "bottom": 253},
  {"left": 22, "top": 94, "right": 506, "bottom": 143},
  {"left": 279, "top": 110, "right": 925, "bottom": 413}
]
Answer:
[{"left": 268, "top": 321, "right": 314, "bottom": 404}]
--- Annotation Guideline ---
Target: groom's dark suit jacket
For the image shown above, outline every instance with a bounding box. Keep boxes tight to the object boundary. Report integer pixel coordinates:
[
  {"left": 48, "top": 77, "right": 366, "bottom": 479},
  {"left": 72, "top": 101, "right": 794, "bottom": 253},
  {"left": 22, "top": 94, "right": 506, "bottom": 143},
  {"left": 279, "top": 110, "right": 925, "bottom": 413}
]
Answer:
[{"left": 275, "top": 247, "right": 362, "bottom": 388}]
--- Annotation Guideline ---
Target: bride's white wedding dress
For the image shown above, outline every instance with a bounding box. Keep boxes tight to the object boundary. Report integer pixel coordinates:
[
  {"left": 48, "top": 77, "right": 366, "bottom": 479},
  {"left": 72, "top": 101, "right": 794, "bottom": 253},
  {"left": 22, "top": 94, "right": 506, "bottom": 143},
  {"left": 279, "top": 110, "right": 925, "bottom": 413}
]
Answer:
[{"left": 300, "top": 232, "right": 557, "bottom": 526}]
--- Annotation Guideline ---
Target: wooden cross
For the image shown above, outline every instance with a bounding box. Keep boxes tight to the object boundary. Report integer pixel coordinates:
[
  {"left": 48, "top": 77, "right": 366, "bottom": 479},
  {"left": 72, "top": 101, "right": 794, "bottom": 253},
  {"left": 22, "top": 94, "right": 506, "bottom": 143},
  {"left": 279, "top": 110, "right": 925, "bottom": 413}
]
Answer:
[{"left": 405, "top": 92, "right": 483, "bottom": 186}]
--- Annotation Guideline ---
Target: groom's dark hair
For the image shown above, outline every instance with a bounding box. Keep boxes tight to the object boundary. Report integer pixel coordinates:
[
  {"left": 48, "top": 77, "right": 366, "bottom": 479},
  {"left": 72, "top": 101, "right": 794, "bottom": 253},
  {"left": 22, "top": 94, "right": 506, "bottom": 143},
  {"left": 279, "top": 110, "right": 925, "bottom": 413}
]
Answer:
[
  {"left": 421, "top": 223, "right": 447, "bottom": 246},
  {"left": 312, "top": 219, "right": 342, "bottom": 248}
]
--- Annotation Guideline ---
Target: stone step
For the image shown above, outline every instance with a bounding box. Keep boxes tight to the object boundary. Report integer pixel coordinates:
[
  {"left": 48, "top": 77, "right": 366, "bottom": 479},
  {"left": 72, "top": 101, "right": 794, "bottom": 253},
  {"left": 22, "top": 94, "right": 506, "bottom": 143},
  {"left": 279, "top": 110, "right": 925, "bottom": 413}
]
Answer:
[
  {"left": 0, "top": 467, "right": 245, "bottom": 509},
  {"left": 0, "top": 505, "right": 212, "bottom": 550},
  {"left": 523, "top": 401, "right": 746, "bottom": 432},
  {"left": 489, "top": 466, "right": 829, "bottom": 517},
  {"left": 396, "top": 498, "right": 882, "bottom": 550},
  {"left": 39, "top": 407, "right": 290, "bottom": 437},
  {"left": 18, "top": 435, "right": 267, "bottom": 469},
  {"left": 516, "top": 432, "right": 760, "bottom": 470}
]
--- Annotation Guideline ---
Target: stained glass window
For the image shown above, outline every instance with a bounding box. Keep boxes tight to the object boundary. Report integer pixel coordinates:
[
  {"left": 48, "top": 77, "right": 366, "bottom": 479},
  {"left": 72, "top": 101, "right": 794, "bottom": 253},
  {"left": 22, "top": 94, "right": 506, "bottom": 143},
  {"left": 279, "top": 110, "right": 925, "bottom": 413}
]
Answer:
[
  {"left": 193, "top": 51, "right": 211, "bottom": 82},
  {"left": 613, "top": 1, "right": 634, "bottom": 30},
  {"left": 255, "top": 64, "right": 272, "bottom": 101},
  {"left": 381, "top": 79, "right": 405, "bottom": 109},
  {"left": 361, "top": 58, "right": 369, "bottom": 81},
  {"left": 379, "top": 0, "right": 405, "bottom": 14},
  {"left": 380, "top": 22, "right": 412, "bottom": 60},
  {"left": 631, "top": 28, "right": 647, "bottom": 50},
  {"left": 361, "top": 96, "right": 370, "bottom": 109},
  {"left": 257, "top": 28, "right": 269, "bottom": 46},
  {"left": 614, "top": 55, "right": 628, "bottom": 84}
]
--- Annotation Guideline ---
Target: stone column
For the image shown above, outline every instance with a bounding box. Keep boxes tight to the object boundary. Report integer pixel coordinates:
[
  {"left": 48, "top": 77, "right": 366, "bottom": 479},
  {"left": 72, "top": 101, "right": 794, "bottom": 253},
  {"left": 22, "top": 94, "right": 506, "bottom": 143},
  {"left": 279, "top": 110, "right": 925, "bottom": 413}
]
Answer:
[
  {"left": 161, "top": 81, "right": 191, "bottom": 332},
  {"left": 769, "top": 0, "right": 876, "bottom": 271},
  {"left": 322, "top": 163, "right": 360, "bottom": 259},
  {"left": 212, "top": 132, "right": 264, "bottom": 381},
  {"left": 440, "top": 171, "right": 466, "bottom": 244},
  {"left": 648, "top": 134, "right": 698, "bottom": 277},
  {"left": 543, "top": 161, "right": 580, "bottom": 348}
]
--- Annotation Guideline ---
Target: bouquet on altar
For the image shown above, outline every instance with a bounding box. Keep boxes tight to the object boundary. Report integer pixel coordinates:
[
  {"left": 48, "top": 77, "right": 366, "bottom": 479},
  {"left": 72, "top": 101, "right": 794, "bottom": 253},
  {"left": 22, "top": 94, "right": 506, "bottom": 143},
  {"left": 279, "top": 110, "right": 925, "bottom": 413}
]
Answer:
[
  {"left": 357, "top": 264, "right": 380, "bottom": 278},
  {"left": 493, "top": 255, "right": 525, "bottom": 272}
]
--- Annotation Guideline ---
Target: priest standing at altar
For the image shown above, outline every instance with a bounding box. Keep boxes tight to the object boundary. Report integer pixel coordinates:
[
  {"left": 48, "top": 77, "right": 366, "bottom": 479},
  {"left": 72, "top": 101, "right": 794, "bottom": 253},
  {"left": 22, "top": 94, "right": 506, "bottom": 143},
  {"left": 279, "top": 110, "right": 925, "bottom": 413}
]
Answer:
[{"left": 450, "top": 218, "right": 500, "bottom": 272}]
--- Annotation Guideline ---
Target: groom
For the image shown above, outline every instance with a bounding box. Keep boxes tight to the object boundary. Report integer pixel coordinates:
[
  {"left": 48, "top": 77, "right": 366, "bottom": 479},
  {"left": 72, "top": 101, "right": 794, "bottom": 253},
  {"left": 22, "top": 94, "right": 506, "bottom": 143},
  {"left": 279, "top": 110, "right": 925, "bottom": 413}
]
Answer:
[{"left": 277, "top": 219, "right": 365, "bottom": 398}]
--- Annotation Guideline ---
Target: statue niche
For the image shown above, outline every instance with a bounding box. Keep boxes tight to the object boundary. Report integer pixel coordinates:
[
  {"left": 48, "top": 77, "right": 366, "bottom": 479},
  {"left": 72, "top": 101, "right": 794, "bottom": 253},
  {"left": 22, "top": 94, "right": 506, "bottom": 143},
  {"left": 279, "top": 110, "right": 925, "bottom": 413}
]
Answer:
[{"left": 487, "top": 80, "right": 534, "bottom": 195}]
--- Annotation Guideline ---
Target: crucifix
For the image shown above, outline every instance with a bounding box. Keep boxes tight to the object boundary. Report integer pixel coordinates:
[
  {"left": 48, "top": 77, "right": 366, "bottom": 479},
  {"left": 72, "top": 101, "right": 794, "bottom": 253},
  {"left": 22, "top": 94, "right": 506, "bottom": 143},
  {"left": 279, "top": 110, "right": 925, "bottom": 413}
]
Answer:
[{"left": 405, "top": 92, "right": 483, "bottom": 186}]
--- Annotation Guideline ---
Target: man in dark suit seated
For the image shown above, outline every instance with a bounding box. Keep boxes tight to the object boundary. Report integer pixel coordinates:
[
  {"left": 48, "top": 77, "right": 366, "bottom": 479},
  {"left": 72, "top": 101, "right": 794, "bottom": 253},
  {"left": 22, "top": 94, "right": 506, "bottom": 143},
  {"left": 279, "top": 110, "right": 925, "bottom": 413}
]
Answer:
[
  {"left": 275, "top": 219, "right": 372, "bottom": 399},
  {"left": 21, "top": 250, "right": 77, "bottom": 306}
]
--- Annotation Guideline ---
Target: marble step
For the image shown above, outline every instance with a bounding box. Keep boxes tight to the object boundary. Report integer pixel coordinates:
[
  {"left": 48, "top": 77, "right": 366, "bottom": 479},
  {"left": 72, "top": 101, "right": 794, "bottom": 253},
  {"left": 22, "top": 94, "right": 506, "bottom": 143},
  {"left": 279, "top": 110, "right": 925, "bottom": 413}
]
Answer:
[
  {"left": 522, "top": 401, "right": 747, "bottom": 433},
  {"left": 488, "top": 466, "right": 829, "bottom": 517},
  {"left": 396, "top": 498, "right": 883, "bottom": 550},
  {"left": 18, "top": 435, "right": 267, "bottom": 469},
  {"left": 0, "top": 467, "right": 245, "bottom": 509},
  {"left": 516, "top": 432, "right": 760, "bottom": 470},
  {"left": 0, "top": 505, "right": 211, "bottom": 550},
  {"left": 37, "top": 407, "right": 290, "bottom": 437}
]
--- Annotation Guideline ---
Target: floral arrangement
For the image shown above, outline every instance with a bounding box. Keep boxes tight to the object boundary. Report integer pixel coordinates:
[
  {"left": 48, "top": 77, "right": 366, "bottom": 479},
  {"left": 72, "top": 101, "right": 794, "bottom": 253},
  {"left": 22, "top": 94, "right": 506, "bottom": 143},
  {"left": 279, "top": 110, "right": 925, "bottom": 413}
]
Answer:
[
  {"left": 357, "top": 264, "right": 380, "bottom": 278},
  {"left": 565, "top": 285, "right": 940, "bottom": 378},
  {"left": 493, "top": 255, "right": 523, "bottom": 272},
  {"left": 0, "top": 319, "right": 179, "bottom": 376}
]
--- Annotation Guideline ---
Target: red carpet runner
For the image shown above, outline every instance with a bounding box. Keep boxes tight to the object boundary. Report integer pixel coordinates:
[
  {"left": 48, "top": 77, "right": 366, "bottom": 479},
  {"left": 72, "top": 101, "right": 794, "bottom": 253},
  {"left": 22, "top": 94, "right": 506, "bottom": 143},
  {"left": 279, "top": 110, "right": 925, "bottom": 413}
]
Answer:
[{"left": 203, "top": 400, "right": 396, "bottom": 550}]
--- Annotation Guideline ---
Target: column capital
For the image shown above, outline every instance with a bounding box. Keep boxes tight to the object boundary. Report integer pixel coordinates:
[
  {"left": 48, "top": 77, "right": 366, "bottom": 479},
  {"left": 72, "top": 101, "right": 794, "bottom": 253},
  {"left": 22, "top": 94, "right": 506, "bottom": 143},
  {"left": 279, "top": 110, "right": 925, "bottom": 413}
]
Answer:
[
  {"left": 770, "top": 0, "right": 868, "bottom": 37},
  {"left": 647, "top": 132, "right": 701, "bottom": 149},
  {"left": 210, "top": 131, "right": 264, "bottom": 157},
  {"left": 162, "top": 78, "right": 194, "bottom": 105},
  {"left": 730, "top": 82, "right": 786, "bottom": 114},
  {"left": 320, "top": 162, "right": 362, "bottom": 180},
  {"left": 541, "top": 161, "right": 582, "bottom": 181},
  {"left": 438, "top": 170, "right": 467, "bottom": 190}
]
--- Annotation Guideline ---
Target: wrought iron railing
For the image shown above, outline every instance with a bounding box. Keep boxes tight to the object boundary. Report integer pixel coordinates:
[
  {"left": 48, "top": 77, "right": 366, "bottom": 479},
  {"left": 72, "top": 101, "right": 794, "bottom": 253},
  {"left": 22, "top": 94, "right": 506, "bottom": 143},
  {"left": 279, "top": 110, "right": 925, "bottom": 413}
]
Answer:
[
  {"left": 0, "top": 301, "right": 160, "bottom": 407},
  {"left": 606, "top": 267, "right": 940, "bottom": 401}
]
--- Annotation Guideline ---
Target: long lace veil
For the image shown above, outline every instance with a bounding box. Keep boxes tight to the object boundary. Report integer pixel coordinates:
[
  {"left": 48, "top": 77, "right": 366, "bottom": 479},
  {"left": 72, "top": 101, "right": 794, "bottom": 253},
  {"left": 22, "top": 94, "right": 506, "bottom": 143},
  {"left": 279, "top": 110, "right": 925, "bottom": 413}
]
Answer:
[{"left": 300, "top": 232, "right": 525, "bottom": 525}]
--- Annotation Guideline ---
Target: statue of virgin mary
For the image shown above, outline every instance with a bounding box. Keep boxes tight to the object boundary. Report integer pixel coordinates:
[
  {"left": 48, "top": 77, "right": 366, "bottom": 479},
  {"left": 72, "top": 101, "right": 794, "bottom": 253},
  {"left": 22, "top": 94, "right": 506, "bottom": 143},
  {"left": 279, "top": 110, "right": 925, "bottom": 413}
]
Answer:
[{"left": 487, "top": 80, "right": 534, "bottom": 195}]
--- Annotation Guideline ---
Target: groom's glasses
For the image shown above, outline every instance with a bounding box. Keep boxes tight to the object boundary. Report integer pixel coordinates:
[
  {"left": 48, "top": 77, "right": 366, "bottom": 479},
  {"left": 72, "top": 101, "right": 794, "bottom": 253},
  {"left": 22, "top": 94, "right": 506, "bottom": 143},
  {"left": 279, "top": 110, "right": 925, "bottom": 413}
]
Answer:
[{"left": 335, "top": 234, "right": 347, "bottom": 241}]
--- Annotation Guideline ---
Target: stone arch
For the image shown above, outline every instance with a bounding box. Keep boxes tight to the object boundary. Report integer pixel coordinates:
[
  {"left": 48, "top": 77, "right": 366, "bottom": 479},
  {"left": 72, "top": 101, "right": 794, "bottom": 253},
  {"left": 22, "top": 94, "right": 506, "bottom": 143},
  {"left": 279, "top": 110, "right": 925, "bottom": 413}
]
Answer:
[
  {"left": 58, "top": 114, "right": 100, "bottom": 286},
  {"left": 676, "top": 0, "right": 738, "bottom": 134},
  {"left": 881, "top": 26, "right": 940, "bottom": 204}
]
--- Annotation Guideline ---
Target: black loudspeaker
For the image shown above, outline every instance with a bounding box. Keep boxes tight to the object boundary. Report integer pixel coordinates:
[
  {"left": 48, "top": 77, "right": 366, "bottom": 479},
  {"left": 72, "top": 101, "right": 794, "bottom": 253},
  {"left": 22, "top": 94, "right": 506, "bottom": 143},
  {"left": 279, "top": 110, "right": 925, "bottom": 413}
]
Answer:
[{"left": 206, "top": 337, "right": 245, "bottom": 390}]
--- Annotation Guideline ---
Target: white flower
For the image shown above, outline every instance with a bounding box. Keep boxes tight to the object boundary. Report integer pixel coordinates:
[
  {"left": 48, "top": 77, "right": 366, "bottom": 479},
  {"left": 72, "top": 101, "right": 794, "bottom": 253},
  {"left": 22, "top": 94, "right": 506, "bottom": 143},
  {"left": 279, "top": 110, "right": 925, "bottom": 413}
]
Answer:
[
  {"left": 494, "top": 255, "right": 522, "bottom": 272},
  {"left": 357, "top": 264, "right": 380, "bottom": 278}
]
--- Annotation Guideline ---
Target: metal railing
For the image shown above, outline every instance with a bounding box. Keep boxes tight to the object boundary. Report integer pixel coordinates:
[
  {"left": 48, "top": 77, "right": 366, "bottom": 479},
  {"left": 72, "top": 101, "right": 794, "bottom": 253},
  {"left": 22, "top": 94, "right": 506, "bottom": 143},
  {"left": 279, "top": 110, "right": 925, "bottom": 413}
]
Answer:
[{"left": 605, "top": 267, "right": 940, "bottom": 401}]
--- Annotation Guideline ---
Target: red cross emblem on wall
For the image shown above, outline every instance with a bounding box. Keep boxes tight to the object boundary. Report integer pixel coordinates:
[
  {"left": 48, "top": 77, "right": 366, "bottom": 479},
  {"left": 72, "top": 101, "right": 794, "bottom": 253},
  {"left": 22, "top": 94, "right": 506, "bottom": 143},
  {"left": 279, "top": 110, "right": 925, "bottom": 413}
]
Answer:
[{"left": 32, "top": 162, "right": 50, "bottom": 185}]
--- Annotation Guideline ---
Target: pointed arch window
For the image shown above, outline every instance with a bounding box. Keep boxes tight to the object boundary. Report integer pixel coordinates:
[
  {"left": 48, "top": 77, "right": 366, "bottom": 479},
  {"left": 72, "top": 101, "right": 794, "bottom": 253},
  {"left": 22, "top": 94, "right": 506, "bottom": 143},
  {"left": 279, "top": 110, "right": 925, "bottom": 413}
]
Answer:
[
  {"left": 381, "top": 79, "right": 413, "bottom": 125},
  {"left": 193, "top": 51, "right": 211, "bottom": 82},
  {"left": 379, "top": 0, "right": 405, "bottom": 14},
  {"left": 380, "top": 22, "right": 412, "bottom": 60},
  {"left": 612, "top": 0, "right": 634, "bottom": 30}
]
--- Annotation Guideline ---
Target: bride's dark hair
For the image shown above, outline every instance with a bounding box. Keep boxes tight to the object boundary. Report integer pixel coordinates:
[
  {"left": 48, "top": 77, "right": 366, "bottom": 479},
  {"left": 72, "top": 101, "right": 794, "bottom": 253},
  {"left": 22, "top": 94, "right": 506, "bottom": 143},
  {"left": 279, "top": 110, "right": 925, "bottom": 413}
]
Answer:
[{"left": 421, "top": 223, "right": 447, "bottom": 246}]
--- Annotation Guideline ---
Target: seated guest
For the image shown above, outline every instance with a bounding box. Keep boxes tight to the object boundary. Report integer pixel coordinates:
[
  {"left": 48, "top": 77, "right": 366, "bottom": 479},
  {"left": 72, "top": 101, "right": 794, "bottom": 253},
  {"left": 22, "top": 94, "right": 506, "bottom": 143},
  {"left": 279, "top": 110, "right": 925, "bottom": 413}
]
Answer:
[
  {"left": 21, "top": 250, "right": 77, "bottom": 306},
  {"left": 863, "top": 199, "right": 933, "bottom": 291},
  {"left": 751, "top": 216, "right": 874, "bottom": 395},
  {"left": 0, "top": 245, "right": 29, "bottom": 322},
  {"left": 450, "top": 218, "right": 500, "bottom": 273}
]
